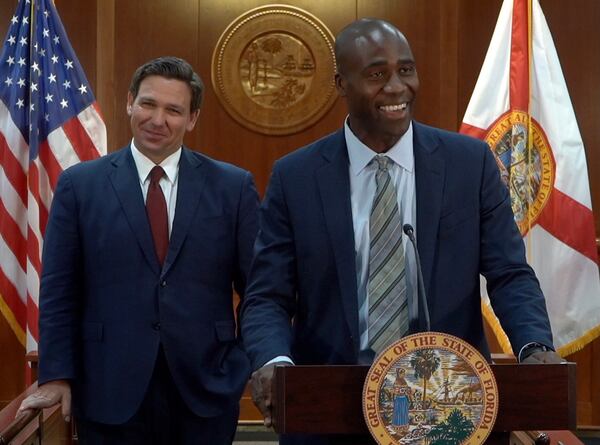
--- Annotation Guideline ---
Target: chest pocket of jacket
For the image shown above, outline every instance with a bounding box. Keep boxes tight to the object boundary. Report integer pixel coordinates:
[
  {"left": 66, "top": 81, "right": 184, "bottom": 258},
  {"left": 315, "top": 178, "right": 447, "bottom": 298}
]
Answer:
[{"left": 438, "top": 205, "right": 477, "bottom": 237}]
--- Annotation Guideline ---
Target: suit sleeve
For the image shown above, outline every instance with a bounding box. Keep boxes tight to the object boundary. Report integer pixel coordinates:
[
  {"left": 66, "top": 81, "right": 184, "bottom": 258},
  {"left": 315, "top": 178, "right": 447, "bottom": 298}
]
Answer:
[
  {"left": 240, "top": 163, "right": 297, "bottom": 370},
  {"left": 38, "top": 170, "right": 83, "bottom": 385},
  {"left": 478, "top": 146, "right": 554, "bottom": 352},
  {"left": 233, "top": 171, "right": 260, "bottom": 299}
]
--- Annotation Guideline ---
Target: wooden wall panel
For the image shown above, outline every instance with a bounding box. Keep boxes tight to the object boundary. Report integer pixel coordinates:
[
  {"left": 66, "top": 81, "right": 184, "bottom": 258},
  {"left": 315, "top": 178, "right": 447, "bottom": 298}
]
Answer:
[
  {"left": 357, "top": 0, "right": 458, "bottom": 131},
  {"left": 111, "top": 0, "right": 200, "bottom": 156},
  {"left": 196, "top": 0, "right": 352, "bottom": 193},
  {"left": 538, "top": 1, "right": 600, "bottom": 426},
  {"left": 0, "top": 2, "right": 15, "bottom": 38},
  {"left": 456, "top": 0, "right": 503, "bottom": 125},
  {"left": 0, "top": 314, "right": 24, "bottom": 409},
  {"left": 0, "top": 0, "right": 21, "bottom": 410},
  {"left": 53, "top": 0, "right": 98, "bottom": 88},
  {"left": 1, "top": 0, "right": 600, "bottom": 427},
  {"left": 541, "top": 0, "right": 600, "bottom": 235}
]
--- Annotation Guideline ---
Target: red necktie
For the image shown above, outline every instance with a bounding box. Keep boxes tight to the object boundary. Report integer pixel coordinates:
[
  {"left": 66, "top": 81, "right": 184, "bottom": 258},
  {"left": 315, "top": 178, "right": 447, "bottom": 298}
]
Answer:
[{"left": 146, "top": 166, "right": 169, "bottom": 266}]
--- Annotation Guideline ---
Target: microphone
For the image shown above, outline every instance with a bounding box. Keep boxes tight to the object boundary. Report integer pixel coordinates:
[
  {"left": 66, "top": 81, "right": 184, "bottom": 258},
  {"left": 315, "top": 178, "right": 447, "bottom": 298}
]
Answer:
[{"left": 403, "top": 224, "right": 431, "bottom": 332}]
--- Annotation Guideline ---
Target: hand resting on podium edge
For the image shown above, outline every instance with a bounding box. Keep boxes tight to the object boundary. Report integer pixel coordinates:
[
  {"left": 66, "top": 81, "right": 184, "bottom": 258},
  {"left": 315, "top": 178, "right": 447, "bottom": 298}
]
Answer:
[
  {"left": 250, "top": 361, "right": 291, "bottom": 428},
  {"left": 521, "top": 350, "right": 565, "bottom": 364},
  {"left": 16, "top": 379, "right": 71, "bottom": 422}
]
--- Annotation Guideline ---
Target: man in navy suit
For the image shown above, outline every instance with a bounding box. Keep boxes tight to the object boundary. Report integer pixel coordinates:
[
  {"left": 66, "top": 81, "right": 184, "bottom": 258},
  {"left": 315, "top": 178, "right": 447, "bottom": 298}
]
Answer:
[
  {"left": 18, "top": 56, "right": 259, "bottom": 444},
  {"left": 240, "top": 19, "right": 563, "bottom": 444}
]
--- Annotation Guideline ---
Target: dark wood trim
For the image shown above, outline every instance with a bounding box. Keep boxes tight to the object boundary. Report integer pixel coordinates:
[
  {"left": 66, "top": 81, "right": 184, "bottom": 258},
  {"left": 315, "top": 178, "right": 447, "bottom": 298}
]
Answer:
[{"left": 273, "top": 363, "right": 576, "bottom": 435}]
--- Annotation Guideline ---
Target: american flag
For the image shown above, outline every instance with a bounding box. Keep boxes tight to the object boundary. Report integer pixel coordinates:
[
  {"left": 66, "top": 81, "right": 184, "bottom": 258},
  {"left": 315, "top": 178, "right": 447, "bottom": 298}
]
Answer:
[{"left": 0, "top": 0, "right": 106, "bottom": 353}]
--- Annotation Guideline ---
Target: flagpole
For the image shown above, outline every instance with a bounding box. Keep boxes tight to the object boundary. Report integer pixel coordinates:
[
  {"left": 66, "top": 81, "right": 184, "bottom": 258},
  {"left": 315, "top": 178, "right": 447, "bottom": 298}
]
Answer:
[
  {"left": 526, "top": 0, "right": 534, "bottom": 259},
  {"left": 28, "top": 0, "right": 35, "bottom": 147},
  {"left": 25, "top": 0, "right": 35, "bottom": 354}
]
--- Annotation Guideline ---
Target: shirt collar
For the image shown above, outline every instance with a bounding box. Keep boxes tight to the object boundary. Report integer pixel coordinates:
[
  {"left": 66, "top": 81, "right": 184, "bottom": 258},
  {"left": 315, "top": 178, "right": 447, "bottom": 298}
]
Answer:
[
  {"left": 344, "top": 118, "right": 414, "bottom": 176},
  {"left": 130, "top": 139, "right": 182, "bottom": 184}
]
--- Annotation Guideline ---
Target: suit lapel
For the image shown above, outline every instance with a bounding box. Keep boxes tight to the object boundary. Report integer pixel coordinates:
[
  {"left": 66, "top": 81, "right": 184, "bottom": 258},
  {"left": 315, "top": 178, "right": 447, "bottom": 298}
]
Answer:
[
  {"left": 414, "top": 122, "right": 445, "bottom": 301},
  {"left": 162, "top": 147, "right": 206, "bottom": 276},
  {"left": 315, "top": 130, "right": 360, "bottom": 353},
  {"left": 108, "top": 147, "right": 161, "bottom": 275}
]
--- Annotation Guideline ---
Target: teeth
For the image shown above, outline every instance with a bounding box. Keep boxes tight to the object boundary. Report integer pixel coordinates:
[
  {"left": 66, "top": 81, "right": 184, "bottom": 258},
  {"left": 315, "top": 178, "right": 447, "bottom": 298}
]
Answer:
[{"left": 380, "top": 103, "right": 407, "bottom": 112}]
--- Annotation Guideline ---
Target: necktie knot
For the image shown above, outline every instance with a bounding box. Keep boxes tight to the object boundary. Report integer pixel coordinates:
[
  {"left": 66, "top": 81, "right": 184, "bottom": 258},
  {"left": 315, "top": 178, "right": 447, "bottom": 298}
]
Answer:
[
  {"left": 372, "top": 154, "right": 391, "bottom": 172},
  {"left": 149, "top": 166, "right": 165, "bottom": 185}
]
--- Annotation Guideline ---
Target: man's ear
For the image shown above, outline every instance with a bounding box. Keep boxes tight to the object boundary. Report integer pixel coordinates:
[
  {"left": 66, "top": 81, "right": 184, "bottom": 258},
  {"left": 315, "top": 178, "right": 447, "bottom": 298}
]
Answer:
[
  {"left": 126, "top": 92, "right": 134, "bottom": 116},
  {"left": 186, "top": 109, "right": 200, "bottom": 132},
  {"left": 335, "top": 73, "right": 346, "bottom": 97}
]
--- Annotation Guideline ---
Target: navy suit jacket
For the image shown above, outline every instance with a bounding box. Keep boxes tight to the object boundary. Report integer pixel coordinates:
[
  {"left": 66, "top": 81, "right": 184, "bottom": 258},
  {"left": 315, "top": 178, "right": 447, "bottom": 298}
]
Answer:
[
  {"left": 38, "top": 146, "right": 259, "bottom": 424},
  {"left": 241, "top": 122, "right": 553, "bottom": 372}
]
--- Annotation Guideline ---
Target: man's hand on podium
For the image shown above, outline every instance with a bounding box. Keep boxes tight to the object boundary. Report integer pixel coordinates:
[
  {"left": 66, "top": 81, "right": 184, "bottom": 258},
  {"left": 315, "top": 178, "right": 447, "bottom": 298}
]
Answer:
[
  {"left": 16, "top": 380, "right": 71, "bottom": 422},
  {"left": 521, "top": 350, "right": 565, "bottom": 364},
  {"left": 250, "top": 361, "right": 291, "bottom": 428}
]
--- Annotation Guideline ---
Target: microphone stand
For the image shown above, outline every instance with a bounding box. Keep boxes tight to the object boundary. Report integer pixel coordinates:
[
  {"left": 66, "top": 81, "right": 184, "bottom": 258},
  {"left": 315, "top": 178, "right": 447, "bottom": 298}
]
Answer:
[{"left": 403, "top": 224, "right": 431, "bottom": 332}]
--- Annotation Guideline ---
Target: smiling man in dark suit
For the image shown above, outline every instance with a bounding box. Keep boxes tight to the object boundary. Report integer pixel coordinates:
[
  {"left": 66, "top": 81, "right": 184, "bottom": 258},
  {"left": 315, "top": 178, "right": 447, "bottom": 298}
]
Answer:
[
  {"left": 240, "top": 18, "right": 562, "bottom": 445},
  {"left": 18, "top": 56, "right": 259, "bottom": 444}
]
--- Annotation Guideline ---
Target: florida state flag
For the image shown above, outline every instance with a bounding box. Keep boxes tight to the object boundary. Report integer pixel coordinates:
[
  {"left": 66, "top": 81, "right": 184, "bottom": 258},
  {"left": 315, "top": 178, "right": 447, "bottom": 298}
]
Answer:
[{"left": 460, "top": 0, "right": 600, "bottom": 356}]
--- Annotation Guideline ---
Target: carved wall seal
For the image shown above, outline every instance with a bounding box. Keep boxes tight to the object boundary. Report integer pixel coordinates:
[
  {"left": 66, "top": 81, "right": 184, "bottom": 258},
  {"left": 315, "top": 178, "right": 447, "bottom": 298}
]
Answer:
[{"left": 211, "top": 5, "right": 337, "bottom": 135}]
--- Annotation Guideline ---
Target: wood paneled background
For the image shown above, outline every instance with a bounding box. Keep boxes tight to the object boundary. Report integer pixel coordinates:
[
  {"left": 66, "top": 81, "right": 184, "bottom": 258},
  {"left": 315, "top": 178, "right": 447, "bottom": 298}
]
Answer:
[{"left": 1, "top": 0, "right": 599, "bottom": 427}]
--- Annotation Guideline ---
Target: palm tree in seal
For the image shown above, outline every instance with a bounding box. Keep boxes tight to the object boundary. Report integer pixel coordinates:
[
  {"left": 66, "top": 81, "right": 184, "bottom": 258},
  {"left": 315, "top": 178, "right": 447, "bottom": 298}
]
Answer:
[{"left": 410, "top": 349, "right": 440, "bottom": 406}]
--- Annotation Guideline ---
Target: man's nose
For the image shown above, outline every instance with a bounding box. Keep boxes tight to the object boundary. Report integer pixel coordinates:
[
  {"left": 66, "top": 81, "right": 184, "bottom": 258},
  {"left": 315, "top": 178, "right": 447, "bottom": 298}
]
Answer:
[
  {"left": 383, "top": 72, "right": 406, "bottom": 94},
  {"left": 150, "top": 108, "right": 166, "bottom": 125}
]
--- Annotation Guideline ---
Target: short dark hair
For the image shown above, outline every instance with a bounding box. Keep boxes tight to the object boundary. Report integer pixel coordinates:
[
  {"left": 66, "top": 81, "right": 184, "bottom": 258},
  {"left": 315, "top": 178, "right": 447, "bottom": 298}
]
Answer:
[{"left": 129, "top": 56, "right": 204, "bottom": 112}]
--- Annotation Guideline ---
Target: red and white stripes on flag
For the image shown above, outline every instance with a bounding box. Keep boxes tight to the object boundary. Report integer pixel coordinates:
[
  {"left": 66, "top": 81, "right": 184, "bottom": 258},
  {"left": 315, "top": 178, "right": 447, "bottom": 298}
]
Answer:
[
  {"left": 0, "top": 0, "right": 106, "bottom": 353},
  {"left": 461, "top": 0, "right": 600, "bottom": 356}
]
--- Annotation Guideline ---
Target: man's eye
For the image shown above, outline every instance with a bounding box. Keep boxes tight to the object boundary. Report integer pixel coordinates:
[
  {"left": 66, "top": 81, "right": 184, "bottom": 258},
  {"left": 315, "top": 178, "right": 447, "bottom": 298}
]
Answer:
[
  {"left": 368, "top": 71, "right": 384, "bottom": 79},
  {"left": 400, "top": 66, "right": 415, "bottom": 75}
]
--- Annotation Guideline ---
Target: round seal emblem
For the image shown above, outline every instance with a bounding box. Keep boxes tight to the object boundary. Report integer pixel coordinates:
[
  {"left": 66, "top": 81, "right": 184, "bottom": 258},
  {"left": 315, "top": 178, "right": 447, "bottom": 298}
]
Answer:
[
  {"left": 485, "top": 110, "right": 555, "bottom": 235},
  {"left": 211, "top": 5, "right": 337, "bottom": 135},
  {"left": 363, "top": 332, "right": 498, "bottom": 445}
]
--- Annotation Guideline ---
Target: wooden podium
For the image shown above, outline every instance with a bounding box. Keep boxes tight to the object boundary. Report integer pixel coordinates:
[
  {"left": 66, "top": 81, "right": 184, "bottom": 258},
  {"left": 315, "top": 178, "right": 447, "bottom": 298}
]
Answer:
[{"left": 273, "top": 363, "right": 576, "bottom": 444}]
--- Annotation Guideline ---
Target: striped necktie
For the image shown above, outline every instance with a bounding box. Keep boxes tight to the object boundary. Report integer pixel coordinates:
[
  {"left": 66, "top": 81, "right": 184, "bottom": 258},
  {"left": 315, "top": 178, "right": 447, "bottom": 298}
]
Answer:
[{"left": 368, "top": 155, "right": 408, "bottom": 355}]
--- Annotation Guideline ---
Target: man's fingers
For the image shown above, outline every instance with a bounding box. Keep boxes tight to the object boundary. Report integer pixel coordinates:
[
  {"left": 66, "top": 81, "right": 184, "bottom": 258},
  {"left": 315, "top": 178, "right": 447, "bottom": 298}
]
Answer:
[
  {"left": 522, "top": 351, "right": 564, "bottom": 364},
  {"left": 16, "top": 394, "right": 50, "bottom": 418},
  {"left": 15, "top": 406, "right": 33, "bottom": 418},
  {"left": 251, "top": 374, "right": 271, "bottom": 414},
  {"left": 264, "top": 414, "right": 272, "bottom": 428},
  {"left": 15, "top": 381, "right": 72, "bottom": 420},
  {"left": 61, "top": 388, "right": 72, "bottom": 421},
  {"left": 250, "top": 364, "right": 276, "bottom": 426}
]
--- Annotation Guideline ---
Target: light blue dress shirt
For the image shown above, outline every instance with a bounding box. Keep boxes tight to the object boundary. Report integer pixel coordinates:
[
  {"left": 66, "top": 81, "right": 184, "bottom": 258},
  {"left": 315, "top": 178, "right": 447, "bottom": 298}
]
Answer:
[{"left": 344, "top": 120, "right": 418, "bottom": 353}]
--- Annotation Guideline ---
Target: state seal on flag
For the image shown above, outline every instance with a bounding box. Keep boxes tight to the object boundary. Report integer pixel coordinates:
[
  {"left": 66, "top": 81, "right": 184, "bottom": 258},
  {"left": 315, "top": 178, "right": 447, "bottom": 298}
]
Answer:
[
  {"left": 484, "top": 110, "right": 555, "bottom": 235},
  {"left": 363, "top": 332, "right": 498, "bottom": 445}
]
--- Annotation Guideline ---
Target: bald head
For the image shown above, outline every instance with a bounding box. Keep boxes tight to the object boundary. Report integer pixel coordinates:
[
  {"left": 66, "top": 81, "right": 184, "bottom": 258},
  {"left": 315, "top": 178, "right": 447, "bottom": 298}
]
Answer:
[
  {"left": 335, "top": 19, "right": 410, "bottom": 75},
  {"left": 333, "top": 18, "right": 419, "bottom": 152}
]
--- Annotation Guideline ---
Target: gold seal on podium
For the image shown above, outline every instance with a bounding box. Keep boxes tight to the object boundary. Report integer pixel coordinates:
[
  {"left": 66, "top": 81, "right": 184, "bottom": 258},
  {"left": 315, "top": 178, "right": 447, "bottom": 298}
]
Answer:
[{"left": 363, "top": 332, "right": 499, "bottom": 445}]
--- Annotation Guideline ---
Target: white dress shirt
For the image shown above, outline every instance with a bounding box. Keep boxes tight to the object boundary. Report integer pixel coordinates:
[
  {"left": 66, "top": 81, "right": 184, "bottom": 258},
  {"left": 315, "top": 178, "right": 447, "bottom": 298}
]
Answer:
[
  {"left": 130, "top": 140, "right": 181, "bottom": 236},
  {"left": 344, "top": 120, "right": 418, "bottom": 352}
]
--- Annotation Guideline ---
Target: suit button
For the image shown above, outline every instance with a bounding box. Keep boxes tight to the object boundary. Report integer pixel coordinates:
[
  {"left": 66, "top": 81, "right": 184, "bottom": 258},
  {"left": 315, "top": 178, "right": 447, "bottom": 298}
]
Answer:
[
  {"left": 160, "top": 281, "right": 167, "bottom": 287},
  {"left": 152, "top": 322, "right": 161, "bottom": 331}
]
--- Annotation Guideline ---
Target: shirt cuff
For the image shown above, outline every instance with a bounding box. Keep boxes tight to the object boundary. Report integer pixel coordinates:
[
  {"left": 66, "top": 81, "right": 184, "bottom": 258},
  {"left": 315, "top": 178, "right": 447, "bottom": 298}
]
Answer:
[
  {"left": 263, "top": 356, "right": 294, "bottom": 367},
  {"left": 517, "top": 342, "right": 553, "bottom": 362}
]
